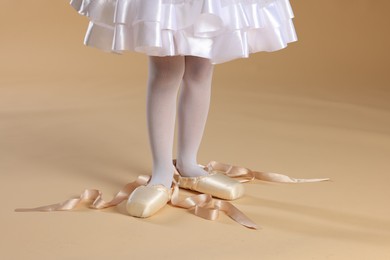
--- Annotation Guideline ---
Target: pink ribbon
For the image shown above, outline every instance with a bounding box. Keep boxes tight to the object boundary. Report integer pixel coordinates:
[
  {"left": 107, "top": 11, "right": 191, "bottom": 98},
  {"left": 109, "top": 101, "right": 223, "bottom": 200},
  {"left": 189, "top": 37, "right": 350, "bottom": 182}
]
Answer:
[{"left": 15, "top": 160, "right": 329, "bottom": 230}]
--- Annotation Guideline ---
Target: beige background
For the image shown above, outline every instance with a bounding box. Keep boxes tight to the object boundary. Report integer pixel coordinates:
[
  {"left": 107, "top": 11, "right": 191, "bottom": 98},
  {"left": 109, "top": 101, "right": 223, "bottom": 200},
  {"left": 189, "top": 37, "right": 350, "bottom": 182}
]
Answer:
[{"left": 1, "top": 1, "right": 390, "bottom": 259}]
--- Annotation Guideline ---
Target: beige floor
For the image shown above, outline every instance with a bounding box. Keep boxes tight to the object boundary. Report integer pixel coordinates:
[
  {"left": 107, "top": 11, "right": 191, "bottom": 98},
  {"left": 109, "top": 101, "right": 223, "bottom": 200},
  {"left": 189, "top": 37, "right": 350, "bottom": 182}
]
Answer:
[{"left": 1, "top": 1, "right": 390, "bottom": 259}]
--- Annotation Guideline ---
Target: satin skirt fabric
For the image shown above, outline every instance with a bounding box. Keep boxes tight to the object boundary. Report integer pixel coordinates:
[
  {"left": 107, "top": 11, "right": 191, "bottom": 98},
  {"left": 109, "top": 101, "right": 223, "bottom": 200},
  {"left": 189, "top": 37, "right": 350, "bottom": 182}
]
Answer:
[{"left": 70, "top": 0, "right": 298, "bottom": 64}]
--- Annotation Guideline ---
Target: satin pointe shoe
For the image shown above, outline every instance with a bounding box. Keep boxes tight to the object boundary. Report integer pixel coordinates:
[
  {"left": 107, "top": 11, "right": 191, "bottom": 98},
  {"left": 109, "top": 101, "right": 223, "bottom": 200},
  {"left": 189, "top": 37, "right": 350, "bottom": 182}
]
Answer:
[
  {"left": 172, "top": 159, "right": 244, "bottom": 200},
  {"left": 126, "top": 184, "right": 172, "bottom": 218}
]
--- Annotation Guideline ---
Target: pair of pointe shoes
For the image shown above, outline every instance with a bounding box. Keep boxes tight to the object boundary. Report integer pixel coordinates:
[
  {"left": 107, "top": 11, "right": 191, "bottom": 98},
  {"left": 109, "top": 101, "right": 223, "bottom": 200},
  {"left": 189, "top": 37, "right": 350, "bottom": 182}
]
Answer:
[{"left": 126, "top": 160, "right": 244, "bottom": 218}]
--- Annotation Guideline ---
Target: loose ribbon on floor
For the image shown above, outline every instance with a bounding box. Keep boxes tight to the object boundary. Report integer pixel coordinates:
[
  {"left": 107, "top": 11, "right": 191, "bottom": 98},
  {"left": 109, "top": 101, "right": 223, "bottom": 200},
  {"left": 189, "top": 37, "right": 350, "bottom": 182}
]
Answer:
[
  {"left": 14, "top": 169, "right": 258, "bottom": 229},
  {"left": 203, "top": 160, "right": 330, "bottom": 183},
  {"left": 169, "top": 186, "right": 258, "bottom": 229},
  {"left": 15, "top": 160, "right": 329, "bottom": 229},
  {"left": 14, "top": 175, "right": 150, "bottom": 212}
]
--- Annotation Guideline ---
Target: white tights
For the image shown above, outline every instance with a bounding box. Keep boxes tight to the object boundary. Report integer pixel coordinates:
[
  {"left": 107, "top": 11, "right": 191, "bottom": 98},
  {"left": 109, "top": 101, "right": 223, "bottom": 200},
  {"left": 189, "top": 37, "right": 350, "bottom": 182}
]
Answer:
[{"left": 145, "top": 55, "right": 214, "bottom": 188}]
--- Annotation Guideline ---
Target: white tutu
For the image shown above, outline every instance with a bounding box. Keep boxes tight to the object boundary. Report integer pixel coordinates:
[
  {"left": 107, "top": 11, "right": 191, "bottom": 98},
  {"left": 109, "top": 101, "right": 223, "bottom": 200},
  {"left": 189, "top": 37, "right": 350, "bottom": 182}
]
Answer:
[{"left": 70, "top": 0, "right": 298, "bottom": 64}]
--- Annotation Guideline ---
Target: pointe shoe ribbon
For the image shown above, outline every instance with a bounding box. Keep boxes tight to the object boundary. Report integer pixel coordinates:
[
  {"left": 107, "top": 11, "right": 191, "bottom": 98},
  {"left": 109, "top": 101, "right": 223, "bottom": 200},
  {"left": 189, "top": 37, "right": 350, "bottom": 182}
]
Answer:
[
  {"left": 170, "top": 190, "right": 258, "bottom": 229},
  {"left": 15, "top": 175, "right": 257, "bottom": 229},
  {"left": 14, "top": 175, "right": 151, "bottom": 212},
  {"left": 200, "top": 160, "right": 330, "bottom": 183}
]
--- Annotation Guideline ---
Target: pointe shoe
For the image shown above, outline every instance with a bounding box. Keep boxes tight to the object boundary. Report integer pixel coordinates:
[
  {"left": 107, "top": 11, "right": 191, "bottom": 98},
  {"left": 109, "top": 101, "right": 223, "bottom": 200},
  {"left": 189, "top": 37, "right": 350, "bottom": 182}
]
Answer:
[
  {"left": 126, "top": 184, "right": 172, "bottom": 218},
  {"left": 172, "top": 159, "right": 244, "bottom": 200}
]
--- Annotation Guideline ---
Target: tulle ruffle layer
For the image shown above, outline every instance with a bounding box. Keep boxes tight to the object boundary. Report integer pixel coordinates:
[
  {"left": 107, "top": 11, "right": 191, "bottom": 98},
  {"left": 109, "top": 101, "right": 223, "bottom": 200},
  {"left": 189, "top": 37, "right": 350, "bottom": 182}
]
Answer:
[{"left": 70, "top": 0, "right": 298, "bottom": 64}]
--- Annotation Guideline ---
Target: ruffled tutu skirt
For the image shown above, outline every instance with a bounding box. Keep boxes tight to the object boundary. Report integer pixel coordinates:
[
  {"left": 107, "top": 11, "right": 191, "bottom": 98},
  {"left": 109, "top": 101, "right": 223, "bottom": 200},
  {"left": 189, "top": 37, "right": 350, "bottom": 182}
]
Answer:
[{"left": 70, "top": 0, "right": 298, "bottom": 64}]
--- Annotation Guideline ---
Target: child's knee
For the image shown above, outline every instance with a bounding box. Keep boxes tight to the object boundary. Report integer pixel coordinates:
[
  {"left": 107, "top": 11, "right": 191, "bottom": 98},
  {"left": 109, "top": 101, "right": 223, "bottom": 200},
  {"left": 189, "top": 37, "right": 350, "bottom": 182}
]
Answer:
[{"left": 148, "top": 56, "right": 185, "bottom": 86}]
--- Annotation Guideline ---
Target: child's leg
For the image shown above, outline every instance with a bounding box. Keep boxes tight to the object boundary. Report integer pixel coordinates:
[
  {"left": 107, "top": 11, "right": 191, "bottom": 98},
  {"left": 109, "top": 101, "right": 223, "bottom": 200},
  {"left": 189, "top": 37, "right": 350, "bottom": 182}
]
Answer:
[
  {"left": 176, "top": 56, "right": 214, "bottom": 177},
  {"left": 146, "top": 55, "right": 185, "bottom": 188}
]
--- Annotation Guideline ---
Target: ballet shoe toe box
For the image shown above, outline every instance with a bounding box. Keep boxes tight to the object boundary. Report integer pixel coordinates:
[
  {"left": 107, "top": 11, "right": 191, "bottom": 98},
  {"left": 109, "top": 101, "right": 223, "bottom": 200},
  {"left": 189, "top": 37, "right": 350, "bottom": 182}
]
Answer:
[
  {"left": 126, "top": 185, "right": 171, "bottom": 218},
  {"left": 177, "top": 173, "right": 244, "bottom": 200}
]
